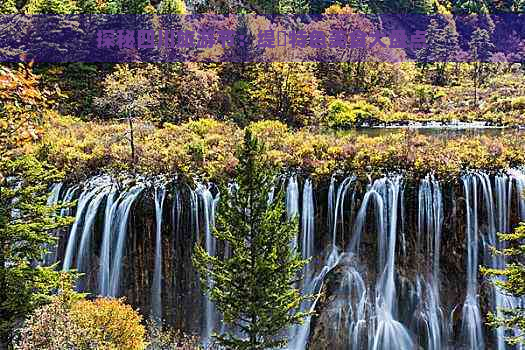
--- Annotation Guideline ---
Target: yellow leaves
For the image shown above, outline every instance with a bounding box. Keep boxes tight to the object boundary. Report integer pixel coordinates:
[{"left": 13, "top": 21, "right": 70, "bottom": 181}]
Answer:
[
  {"left": 17, "top": 295, "right": 147, "bottom": 350},
  {"left": 1, "top": 64, "right": 51, "bottom": 155},
  {"left": 70, "top": 298, "right": 146, "bottom": 350}
]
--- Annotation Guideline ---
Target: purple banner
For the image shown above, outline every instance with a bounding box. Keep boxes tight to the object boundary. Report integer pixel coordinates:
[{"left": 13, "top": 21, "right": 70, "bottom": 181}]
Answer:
[{"left": 1, "top": 14, "right": 524, "bottom": 63}]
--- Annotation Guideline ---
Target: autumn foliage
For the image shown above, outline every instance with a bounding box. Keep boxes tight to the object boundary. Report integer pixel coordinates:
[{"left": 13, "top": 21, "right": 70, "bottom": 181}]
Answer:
[{"left": 15, "top": 295, "right": 146, "bottom": 350}]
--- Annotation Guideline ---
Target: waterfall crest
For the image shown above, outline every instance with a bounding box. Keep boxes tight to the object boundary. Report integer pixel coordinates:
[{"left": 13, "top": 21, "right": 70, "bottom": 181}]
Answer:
[{"left": 47, "top": 169, "right": 525, "bottom": 349}]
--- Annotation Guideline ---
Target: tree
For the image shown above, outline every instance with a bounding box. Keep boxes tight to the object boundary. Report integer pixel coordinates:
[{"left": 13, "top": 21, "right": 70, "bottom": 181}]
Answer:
[
  {"left": 277, "top": 0, "right": 309, "bottom": 14},
  {"left": 0, "top": 65, "right": 72, "bottom": 346},
  {"left": 76, "top": 0, "right": 100, "bottom": 13},
  {"left": 106, "top": 0, "right": 150, "bottom": 13},
  {"left": 249, "top": 63, "right": 324, "bottom": 127},
  {"left": 94, "top": 64, "right": 161, "bottom": 169},
  {"left": 481, "top": 223, "right": 525, "bottom": 345},
  {"left": 15, "top": 276, "right": 146, "bottom": 350},
  {"left": 417, "top": 18, "right": 460, "bottom": 85},
  {"left": 24, "top": 0, "right": 77, "bottom": 13},
  {"left": 469, "top": 28, "right": 494, "bottom": 107},
  {"left": 193, "top": 129, "right": 309, "bottom": 349}
]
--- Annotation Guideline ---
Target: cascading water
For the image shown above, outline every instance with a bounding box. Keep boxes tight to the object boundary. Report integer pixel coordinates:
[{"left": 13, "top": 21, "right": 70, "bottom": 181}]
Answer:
[
  {"left": 368, "top": 176, "right": 414, "bottom": 350},
  {"left": 76, "top": 186, "right": 112, "bottom": 289},
  {"left": 99, "top": 187, "right": 117, "bottom": 296},
  {"left": 288, "top": 178, "right": 316, "bottom": 349},
  {"left": 151, "top": 185, "right": 167, "bottom": 325},
  {"left": 301, "top": 179, "right": 315, "bottom": 286},
  {"left": 286, "top": 175, "right": 300, "bottom": 251},
  {"left": 196, "top": 183, "right": 220, "bottom": 347},
  {"left": 42, "top": 182, "right": 63, "bottom": 265},
  {"left": 108, "top": 185, "right": 144, "bottom": 297},
  {"left": 461, "top": 174, "right": 485, "bottom": 350},
  {"left": 48, "top": 168, "right": 525, "bottom": 350},
  {"left": 63, "top": 180, "right": 109, "bottom": 271},
  {"left": 414, "top": 175, "right": 445, "bottom": 350}
]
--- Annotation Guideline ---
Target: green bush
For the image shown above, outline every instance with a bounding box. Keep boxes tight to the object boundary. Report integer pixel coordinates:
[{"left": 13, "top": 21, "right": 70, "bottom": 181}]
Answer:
[
  {"left": 511, "top": 96, "right": 525, "bottom": 111},
  {"left": 327, "top": 99, "right": 382, "bottom": 129}
]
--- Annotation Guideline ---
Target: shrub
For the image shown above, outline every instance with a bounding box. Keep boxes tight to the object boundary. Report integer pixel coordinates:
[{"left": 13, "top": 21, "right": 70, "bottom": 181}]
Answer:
[
  {"left": 511, "top": 96, "right": 525, "bottom": 111},
  {"left": 146, "top": 322, "right": 203, "bottom": 350},
  {"left": 14, "top": 298, "right": 86, "bottom": 350},
  {"left": 327, "top": 99, "right": 382, "bottom": 129},
  {"left": 71, "top": 298, "right": 146, "bottom": 350},
  {"left": 15, "top": 296, "right": 146, "bottom": 350}
]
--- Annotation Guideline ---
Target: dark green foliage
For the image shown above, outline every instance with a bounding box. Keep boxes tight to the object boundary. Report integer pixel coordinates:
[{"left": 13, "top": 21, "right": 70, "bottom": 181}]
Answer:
[
  {"left": 76, "top": 0, "right": 100, "bottom": 13},
  {"left": 453, "top": 0, "right": 490, "bottom": 14},
  {"left": 0, "top": 155, "right": 72, "bottom": 344},
  {"left": 482, "top": 223, "right": 525, "bottom": 345},
  {"left": 193, "top": 129, "right": 309, "bottom": 349},
  {"left": 469, "top": 28, "right": 495, "bottom": 106},
  {"left": 470, "top": 28, "right": 494, "bottom": 62},
  {"left": 24, "top": 0, "right": 77, "bottom": 13},
  {"left": 418, "top": 19, "right": 460, "bottom": 85},
  {"left": 107, "top": 0, "right": 150, "bottom": 14},
  {"left": 277, "top": 0, "right": 309, "bottom": 14}
]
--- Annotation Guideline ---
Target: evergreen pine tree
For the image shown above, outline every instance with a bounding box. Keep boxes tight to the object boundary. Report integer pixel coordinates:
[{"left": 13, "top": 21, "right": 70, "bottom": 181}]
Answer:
[
  {"left": 482, "top": 223, "right": 525, "bottom": 345},
  {"left": 469, "top": 28, "right": 494, "bottom": 106},
  {"left": 418, "top": 18, "right": 460, "bottom": 85},
  {"left": 0, "top": 65, "right": 73, "bottom": 346},
  {"left": 193, "top": 129, "right": 309, "bottom": 349},
  {"left": 0, "top": 156, "right": 72, "bottom": 344}
]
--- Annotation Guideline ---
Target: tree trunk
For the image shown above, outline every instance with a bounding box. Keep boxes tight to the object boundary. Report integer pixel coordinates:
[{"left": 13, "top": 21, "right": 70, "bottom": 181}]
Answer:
[{"left": 128, "top": 115, "right": 136, "bottom": 171}]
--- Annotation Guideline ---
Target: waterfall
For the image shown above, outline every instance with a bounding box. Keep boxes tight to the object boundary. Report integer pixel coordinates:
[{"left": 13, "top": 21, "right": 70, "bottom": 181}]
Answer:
[
  {"left": 461, "top": 174, "right": 484, "bottom": 350},
  {"left": 288, "top": 178, "right": 315, "bottom": 349},
  {"left": 99, "top": 188, "right": 117, "bottom": 296},
  {"left": 329, "top": 175, "right": 355, "bottom": 265},
  {"left": 60, "top": 186, "right": 79, "bottom": 217},
  {"left": 369, "top": 176, "right": 414, "bottom": 350},
  {"left": 415, "top": 175, "right": 445, "bottom": 350},
  {"left": 75, "top": 186, "right": 110, "bottom": 273},
  {"left": 301, "top": 179, "right": 315, "bottom": 284},
  {"left": 152, "top": 185, "right": 167, "bottom": 325},
  {"left": 286, "top": 175, "right": 300, "bottom": 250},
  {"left": 196, "top": 183, "right": 219, "bottom": 347},
  {"left": 63, "top": 183, "right": 106, "bottom": 271},
  {"left": 51, "top": 169, "right": 525, "bottom": 349},
  {"left": 43, "top": 182, "right": 63, "bottom": 265},
  {"left": 108, "top": 185, "right": 144, "bottom": 297},
  {"left": 510, "top": 169, "right": 525, "bottom": 219},
  {"left": 483, "top": 172, "right": 525, "bottom": 350}
]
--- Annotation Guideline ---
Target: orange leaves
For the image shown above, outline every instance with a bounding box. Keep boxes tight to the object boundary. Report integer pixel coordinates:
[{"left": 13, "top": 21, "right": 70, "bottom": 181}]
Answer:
[{"left": 0, "top": 64, "right": 50, "bottom": 157}]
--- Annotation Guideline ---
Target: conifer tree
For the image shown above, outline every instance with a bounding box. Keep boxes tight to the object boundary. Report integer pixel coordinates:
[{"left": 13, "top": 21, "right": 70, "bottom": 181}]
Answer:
[
  {"left": 193, "top": 129, "right": 309, "bottom": 350},
  {"left": 469, "top": 28, "right": 494, "bottom": 107},
  {"left": 482, "top": 223, "right": 525, "bottom": 345},
  {"left": 0, "top": 65, "right": 73, "bottom": 346}
]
